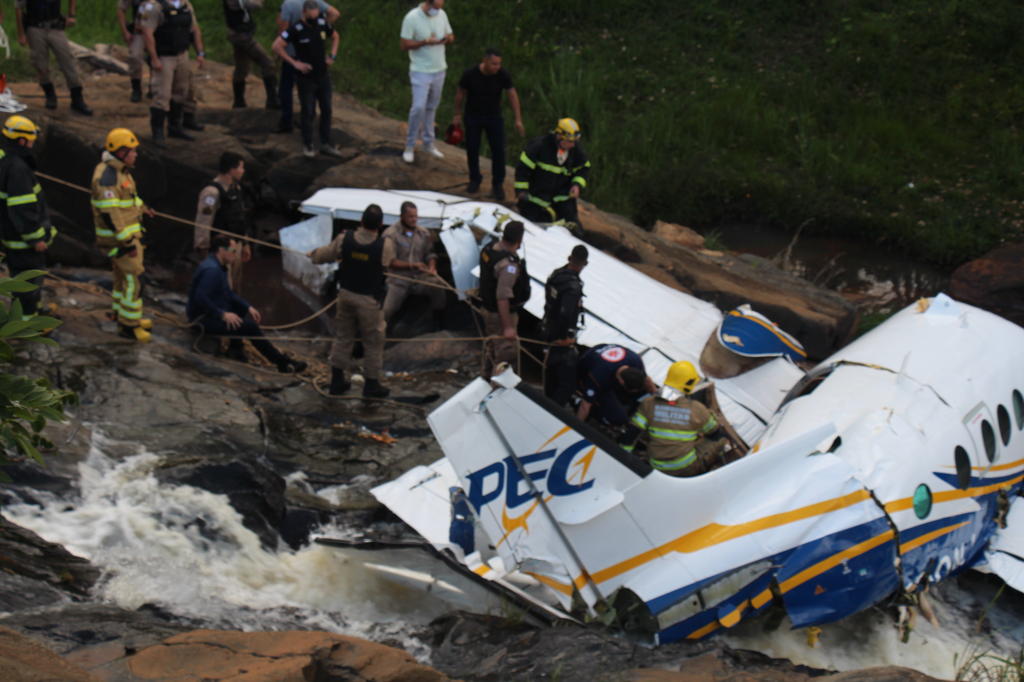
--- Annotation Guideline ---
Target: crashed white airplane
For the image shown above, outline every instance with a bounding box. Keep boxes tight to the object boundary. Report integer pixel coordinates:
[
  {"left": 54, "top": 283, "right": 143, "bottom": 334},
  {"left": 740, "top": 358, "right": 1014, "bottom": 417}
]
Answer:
[{"left": 297, "top": 189, "right": 1024, "bottom": 644}]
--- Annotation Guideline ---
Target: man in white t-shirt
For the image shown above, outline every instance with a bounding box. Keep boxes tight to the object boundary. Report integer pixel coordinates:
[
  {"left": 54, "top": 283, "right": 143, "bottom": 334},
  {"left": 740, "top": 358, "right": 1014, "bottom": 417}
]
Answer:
[{"left": 399, "top": 0, "right": 453, "bottom": 164}]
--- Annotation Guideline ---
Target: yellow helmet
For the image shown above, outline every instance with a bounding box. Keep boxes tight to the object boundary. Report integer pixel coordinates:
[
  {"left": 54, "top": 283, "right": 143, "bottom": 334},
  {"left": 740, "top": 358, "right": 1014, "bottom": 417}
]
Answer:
[
  {"left": 3, "top": 115, "right": 39, "bottom": 142},
  {"left": 553, "top": 117, "right": 581, "bottom": 141},
  {"left": 662, "top": 361, "right": 701, "bottom": 399},
  {"left": 105, "top": 127, "right": 139, "bottom": 152}
]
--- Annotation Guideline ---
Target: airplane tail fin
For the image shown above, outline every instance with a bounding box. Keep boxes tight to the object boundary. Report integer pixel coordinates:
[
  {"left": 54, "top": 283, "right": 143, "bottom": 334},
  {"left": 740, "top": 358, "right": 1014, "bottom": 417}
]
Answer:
[{"left": 427, "top": 370, "right": 649, "bottom": 609}]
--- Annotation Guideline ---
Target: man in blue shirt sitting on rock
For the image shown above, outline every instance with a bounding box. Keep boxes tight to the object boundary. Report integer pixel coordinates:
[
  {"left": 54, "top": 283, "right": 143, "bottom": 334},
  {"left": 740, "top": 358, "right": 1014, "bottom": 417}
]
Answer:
[{"left": 187, "top": 234, "right": 307, "bottom": 372}]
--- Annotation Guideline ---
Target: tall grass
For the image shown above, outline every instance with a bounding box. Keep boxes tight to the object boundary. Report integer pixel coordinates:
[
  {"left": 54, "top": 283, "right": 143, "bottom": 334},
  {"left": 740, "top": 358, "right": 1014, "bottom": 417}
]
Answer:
[{"left": 3, "top": 0, "right": 1022, "bottom": 265}]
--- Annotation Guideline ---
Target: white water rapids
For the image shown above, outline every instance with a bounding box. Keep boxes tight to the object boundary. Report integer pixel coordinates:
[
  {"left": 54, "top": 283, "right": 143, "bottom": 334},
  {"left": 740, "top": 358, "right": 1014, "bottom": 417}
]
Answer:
[{"left": 4, "top": 430, "right": 1021, "bottom": 677}]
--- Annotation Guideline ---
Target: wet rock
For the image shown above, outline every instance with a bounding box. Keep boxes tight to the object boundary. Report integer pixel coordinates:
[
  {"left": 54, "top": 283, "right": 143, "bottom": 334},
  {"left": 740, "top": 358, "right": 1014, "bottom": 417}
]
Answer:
[
  {"left": 948, "top": 241, "right": 1024, "bottom": 327},
  {"left": 0, "top": 514, "right": 98, "bottom": 608},
  {"left": 107, "top": 629, "right": 450, "bottom": 682},
  {"left": 386, "top": 331, "right": 481, "bottom": 373},
  {"left": 0, "top": 626, "right": 98, "bottom": 682},
  {"left": 154, "top": 453, "right": 287, "bottom": 551}
]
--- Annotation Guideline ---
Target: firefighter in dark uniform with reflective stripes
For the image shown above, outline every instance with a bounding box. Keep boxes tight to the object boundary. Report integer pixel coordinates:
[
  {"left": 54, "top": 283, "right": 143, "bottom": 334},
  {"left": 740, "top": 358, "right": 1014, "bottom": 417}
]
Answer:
[
  {"left": 514, "top": 117, "right": 590, "bottom": 234},
  {"left": 308, "top": 204, "right": 390, "bottom": 399},
  {"left": 0, "top": 116, "right": 56, "bottom": 319},
  {"left": 478, "top": 220, "right": 530, "bottom": 379},
  {"left": 91, "top": 127, "right": 155, "bottom": 343},
  {"left": 622, "top": 361, "right": 725, "bottom": 477},
  {"left": 222, "top": 0, "right": 278, "bottom": 109},
  {"left": 542, "top": 244, "right": 587, "bottom": 407}
]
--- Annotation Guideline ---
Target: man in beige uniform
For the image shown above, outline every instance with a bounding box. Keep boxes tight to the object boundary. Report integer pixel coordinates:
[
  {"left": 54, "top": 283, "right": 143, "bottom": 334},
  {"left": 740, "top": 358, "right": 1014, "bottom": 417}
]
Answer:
[
  {"left": 381, "top": 201, "right": 446, "bottom": 327},
  {"left": 194, "top": 151, "right": 250, "bottom": 291},
  {"left": 308, "top": 204, "right": 390, "bottom": 399},
  {"left": 117, "top": 0, "right": 150, "bottom": 102},
  {"left": 140, "top": 0, "right": 206, "bottom": 144},
  {"left": 478, "top": 220, "right": 527, "bottom": 378},
  {"left": 16, "top": 0, "right": 92, "bottom": 114}
]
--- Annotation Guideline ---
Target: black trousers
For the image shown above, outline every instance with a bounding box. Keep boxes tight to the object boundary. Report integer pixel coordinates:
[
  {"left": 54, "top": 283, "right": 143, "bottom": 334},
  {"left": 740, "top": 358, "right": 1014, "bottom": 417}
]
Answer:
[
  {"left": 199, "top": 315, "right": 286, "bottom": 365},
  {"left": 465, "top": 115, "right": 505, "bottom": 186},
  {"left": 5, "top": 249, "right": 45, "bottom": 316},
  {"left": 297, "top": 72, "right": 332, "bottom": 147},
  {"left": 278, "top": 61, "right": 296, "bottom": 128},
  {"left": 544, "top": 345, "right": 578, "bottom": 408}
]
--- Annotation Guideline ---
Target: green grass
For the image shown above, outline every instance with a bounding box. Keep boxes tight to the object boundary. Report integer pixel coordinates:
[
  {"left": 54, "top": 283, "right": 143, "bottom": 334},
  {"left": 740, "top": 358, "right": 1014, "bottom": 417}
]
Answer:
[{"left": 4, "top": 0, "right": 1024, "bottom": 265}]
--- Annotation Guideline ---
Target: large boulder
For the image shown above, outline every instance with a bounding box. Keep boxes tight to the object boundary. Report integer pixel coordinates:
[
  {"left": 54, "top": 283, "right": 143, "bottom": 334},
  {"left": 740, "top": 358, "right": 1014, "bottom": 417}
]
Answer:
[
  {"left": 111, "top": 629, "right": 449, "bottom": 682},
  {"left": 0, "top": 515, "right": 99, "bottom": 611},
  {"left": 948, "top": 241, "right": 1024, "bottom": 327},
  {"left": 0, "top": 627, "right": 98, "bottom": 682}
]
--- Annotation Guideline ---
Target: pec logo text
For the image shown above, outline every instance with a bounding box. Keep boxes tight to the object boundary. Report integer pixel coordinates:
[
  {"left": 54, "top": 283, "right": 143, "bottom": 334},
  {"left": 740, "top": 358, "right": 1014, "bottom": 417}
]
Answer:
[{"left": 465, "top": 439, "right": 595, "bottom": 513}]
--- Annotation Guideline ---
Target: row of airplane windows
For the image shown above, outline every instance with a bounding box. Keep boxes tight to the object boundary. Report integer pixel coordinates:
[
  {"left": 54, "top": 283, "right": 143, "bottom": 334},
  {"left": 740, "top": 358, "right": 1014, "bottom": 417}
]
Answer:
[{"left": 952, "top": 389, "right": 1024, "bottom": 490}]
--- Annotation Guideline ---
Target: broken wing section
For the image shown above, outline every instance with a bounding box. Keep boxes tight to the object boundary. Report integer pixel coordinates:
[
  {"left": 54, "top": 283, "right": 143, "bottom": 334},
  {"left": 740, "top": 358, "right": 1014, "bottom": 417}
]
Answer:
[{"left": 986, "top": 501, "right": 1024, "bottom": 593}]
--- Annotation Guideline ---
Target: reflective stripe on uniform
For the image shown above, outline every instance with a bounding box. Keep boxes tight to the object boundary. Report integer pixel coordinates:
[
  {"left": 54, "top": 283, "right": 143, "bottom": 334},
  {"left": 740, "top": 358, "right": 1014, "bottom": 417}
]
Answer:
[
  {"left": 1, "top": 239, "right": 29, "bottom": 249},
  {"left": 118, "top": 306, "right": 143, "bottom": 320},
  {"left": 648, "top": 426, "right": 699, "bottom": 442},
  {"left": 91, "top": 197, "right": 141, "bottom": 209},
  {"left": 572, "top": 175, "right": 587, "bottom": 187},
  {"left": 631, "top": 412, "right": 649, "bottom": 429},
  {"left": 651, "top": 449, "right": 698, "bottom": 471},
  {"left": 96, "top": 227, "right": 116, "bottom": 238},
  {"left": 7, "top": 192, "right": 38, "bottom": 206},
  {"left": 2, "top": 225, "right": 51, "bottom": 249},
  {"left": 513, "top": 181, "right": 529, "bottom": 190},
  {"left": 116, "top": 223, "right": 142, "bottom": 241},
  {"left": 518, "top": 151, "right": 536, "bottom": 169},
  {"left": 527, "top": 194, "right": 552, "bottom": 208},
  {"left": 703, "top": 415, "right": 719, "bottom": 433}
]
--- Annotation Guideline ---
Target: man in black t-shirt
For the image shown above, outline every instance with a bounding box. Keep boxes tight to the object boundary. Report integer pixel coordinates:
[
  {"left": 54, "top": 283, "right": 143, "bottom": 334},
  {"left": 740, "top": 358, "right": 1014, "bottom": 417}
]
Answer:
[
  {"left": 452, "top": 48, "right": 525, "bottom": 200},
  {"left": 272, "top": 0, "right": 341, "bottom": 158}
]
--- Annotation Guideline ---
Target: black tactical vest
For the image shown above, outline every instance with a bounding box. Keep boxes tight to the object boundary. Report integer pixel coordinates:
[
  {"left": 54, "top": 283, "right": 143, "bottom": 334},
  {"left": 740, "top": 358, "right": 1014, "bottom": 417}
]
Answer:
[
  {"left": 206, "top": 181, "right": 249, "bottom": 237},
  {"left": 154, "top": 0, "right": 193, "bottom": 56},
  {"left": 479, "top": 241, "right": 530, "bottom": 312},
  {"left": 542, "top": 265, "right": 583, "bottom": 341},
  {"left": 222, "top": 0, "right": 253, "bottom": 32},
  {"left": 338, "top": 230, "right": 384, "bottom": 298},
  {"left": 22, "top": 0, "right": 62, "bottom": 28}
]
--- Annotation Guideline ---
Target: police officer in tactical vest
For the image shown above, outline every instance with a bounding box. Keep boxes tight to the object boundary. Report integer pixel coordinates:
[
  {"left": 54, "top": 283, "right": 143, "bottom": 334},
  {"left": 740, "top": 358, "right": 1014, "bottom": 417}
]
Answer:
[
  {"left": 194, "top": 151, "right": 251, "bottom": 292},
  {"left": 541, "top": 244, "right": 588, "bottom": 407},
  {"left": 140, "top": 0, "right": 206, "bottom": 144},
  {"left": 478, "top": 220, "right": 530, "bottom": 379},
  {"left": 117, "top": 0, "right": 151, "bottom": 102},
  {"left": 16, "top": 0, "right": 93, "bottom": 115},
  {"left": 308, "top": 204, "right": 391, "bottom": 399},
  {"left": 222, "top": 0, "right": 278, "bottom": 109}
]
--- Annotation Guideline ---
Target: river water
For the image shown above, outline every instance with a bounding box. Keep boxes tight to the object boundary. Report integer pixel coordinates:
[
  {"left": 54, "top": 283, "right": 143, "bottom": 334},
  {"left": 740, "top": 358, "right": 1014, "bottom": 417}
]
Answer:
[{"left": 5, "top": 429, "right": 1021, "bottom": 679}]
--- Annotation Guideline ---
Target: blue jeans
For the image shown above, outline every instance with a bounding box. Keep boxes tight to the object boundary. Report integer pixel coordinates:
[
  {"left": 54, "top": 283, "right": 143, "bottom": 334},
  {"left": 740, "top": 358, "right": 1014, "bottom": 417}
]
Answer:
[
  {"left": 406, "top": 69, "right": 446, "bottom": 149},
  {"left": 465, "top": 115, "right": 505, "bottom": 186}
]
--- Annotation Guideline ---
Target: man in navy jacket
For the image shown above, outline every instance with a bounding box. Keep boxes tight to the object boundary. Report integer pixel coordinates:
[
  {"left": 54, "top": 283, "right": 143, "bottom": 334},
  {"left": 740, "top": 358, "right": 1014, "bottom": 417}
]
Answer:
[{"left": 187, "top": 234, "right": 306, "bottom": 372}]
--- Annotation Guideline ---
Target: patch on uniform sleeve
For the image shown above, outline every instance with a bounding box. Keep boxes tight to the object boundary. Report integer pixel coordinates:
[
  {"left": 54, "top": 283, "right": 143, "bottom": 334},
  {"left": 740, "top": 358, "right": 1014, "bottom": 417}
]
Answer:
[
  {"left": 585, "top": 388, "right": 595, "bottom": 398},
  {"left": 201, "top": 206, "right": 213, "bottom": 215},
  {"left": 103, "top": 190, "right": 115, "bottom": 199},
  {"left": 506, "top": 264, "right": 517, "bottom": 273},
  {"left": 204, "top": 195, "right": 217, "bottom": 206}
]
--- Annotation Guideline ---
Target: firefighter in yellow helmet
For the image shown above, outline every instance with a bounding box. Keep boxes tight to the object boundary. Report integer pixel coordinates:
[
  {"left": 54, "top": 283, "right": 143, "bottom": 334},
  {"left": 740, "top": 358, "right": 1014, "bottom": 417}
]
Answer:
[
  {"left": 91, "top": 127, "right": 155, "bottom": 342},
  {"left": 514, "top": 117, "right": 590, "bottom": 235},
  {"left": 621, "top": 360, "right": 726, "bottom": 476},
  {"left": 0, "top": 115, "right": 56, "bottom": 319}
]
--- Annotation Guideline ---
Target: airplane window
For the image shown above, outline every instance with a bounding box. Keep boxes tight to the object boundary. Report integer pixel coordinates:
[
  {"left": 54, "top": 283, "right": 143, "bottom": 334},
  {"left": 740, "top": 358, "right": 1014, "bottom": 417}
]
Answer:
[
  {"left": 913, "top": 484, "right": 932, "bottom": 519},
  {"left": 981, "top": 420, "right": 997, "bottom": 463},
  {"left": 1015, "top": 390, "right": 1024, "bottom": 430},
  {"left": 954, "top": 446, "right": 971, "bottom": 490},
  {"left": 780, "top": 364, "right": 835, "bottom": 407},
  {"left": 997, "top": 405, "right": 1012, "bottom": 446}
]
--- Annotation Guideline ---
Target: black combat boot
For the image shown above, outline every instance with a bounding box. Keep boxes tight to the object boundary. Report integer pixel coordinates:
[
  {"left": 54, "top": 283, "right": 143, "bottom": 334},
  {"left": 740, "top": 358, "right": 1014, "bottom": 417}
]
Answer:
[
  {"left": 363, "top": 378, "right": 390, "bottom": 399},
  {"left": 276, "top": 356, "right": 308, "bottom": 373},
  {"left": 130, "top": 78, "right": 142, "bottom": 102},
  {"left": 232, "top": 81, "right": 246, "bottom": 108},
  {"left": 149, "top": 107, "right": 166, "bottom": 146},
  {"left": 183, "top": 110, "right": 204, "bottom": 131},
  {"left": 40, "top": 82, "right": 57, "bottom": 109},
  {"left": 263, "top": 76, "right": 279, "bottom": 110},
  {"left": 329, "top": 367, "right": 351, "bottom": 395},
  {"left": 69, "top": 87, "right": 93, "bottom": 116},
  {"left": 167, "top": 102, "right": 194, "bottom": 140}
]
